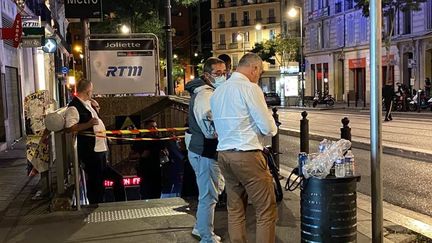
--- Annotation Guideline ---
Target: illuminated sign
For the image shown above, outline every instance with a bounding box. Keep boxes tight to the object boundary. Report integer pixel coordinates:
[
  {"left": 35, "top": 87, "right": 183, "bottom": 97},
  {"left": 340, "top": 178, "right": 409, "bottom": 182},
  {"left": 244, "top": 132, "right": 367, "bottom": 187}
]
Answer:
[
  {"left": 122, "top": 177, "right": 141, "bottom": 186},
  {"left": 22, "top": 16, "right": 41, "bottom": 28},
  {"left": 65, "top": 0, "right": 102, "bottom": 20},
  {"left": 104, "top": 180, "right": 114, "bottom": 187},
  {"left": 103, "top": 177, "right": 141, "bottom": 188},
  {"left": 283, "top": 75, "right": 299, "bottom": 97},
  {"left": 89, "top": 37, "right": 158, "bottom": 94},
  {"left": 106, "top": 66, "right": 143, "bottom": 77},
  {"left": 42, "top": 38, "right": 57, "bottom": 53}
]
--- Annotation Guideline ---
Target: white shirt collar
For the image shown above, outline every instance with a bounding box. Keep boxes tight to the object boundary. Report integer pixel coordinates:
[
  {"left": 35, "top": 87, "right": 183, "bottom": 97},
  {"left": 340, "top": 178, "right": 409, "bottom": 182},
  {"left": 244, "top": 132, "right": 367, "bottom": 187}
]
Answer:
[{"left": 229, "top": 72, "right": 250, "bottom": 83}]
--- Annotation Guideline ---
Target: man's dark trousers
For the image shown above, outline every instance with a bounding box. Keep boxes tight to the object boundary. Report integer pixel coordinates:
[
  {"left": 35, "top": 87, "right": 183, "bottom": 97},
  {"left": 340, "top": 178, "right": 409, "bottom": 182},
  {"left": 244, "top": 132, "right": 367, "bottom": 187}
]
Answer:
[
  {"left": 385, "top": 99, "right": 393, "bottom": 120},
  {"left": 82, "top": 152, "right": 125, "bottom": 203}
]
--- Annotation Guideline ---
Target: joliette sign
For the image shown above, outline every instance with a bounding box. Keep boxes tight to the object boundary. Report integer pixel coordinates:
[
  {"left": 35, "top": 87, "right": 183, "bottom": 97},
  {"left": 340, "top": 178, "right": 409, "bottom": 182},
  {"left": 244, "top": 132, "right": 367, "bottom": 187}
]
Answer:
[{"left": 89, "top": 37, "right": 159, "bottom": 95}]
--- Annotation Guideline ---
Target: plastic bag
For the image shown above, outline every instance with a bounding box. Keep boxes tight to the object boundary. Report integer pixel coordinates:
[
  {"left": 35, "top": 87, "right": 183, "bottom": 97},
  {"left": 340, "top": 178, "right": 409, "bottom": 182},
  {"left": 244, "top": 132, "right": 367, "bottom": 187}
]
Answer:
[{"left": 302, "top": 139, "right": 352, "bottom": 179}]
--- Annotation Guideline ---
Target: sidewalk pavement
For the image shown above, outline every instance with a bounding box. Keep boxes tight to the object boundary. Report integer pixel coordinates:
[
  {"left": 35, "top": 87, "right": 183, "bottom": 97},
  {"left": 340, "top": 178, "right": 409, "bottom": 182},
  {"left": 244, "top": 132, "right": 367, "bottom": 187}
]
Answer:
[{"left": 0, "top": 147, "right": 426, "bottom": 243}]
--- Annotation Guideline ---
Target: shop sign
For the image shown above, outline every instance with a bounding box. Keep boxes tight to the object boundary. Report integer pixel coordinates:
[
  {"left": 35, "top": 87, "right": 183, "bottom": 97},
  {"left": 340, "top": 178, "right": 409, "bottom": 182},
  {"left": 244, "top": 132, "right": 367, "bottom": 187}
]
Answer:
[
  {"left": 349, "top": 58, "right": 366, "bottom": 69},
  {"left": 22, "top": 16, "right": 41, "bottom": 28},
  {"left": 0, "top": 13, "right": 22, "bottom": 48},
  {"left": 22, "top": 36, "right": 43, "bottom": 48}
]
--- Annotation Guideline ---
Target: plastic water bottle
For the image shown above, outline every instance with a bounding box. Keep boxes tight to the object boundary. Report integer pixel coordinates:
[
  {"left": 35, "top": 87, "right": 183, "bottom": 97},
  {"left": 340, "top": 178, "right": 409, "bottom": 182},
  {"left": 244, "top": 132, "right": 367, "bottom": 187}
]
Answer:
[
  {"left": 344, "top": 150, "right": 355, "bottom": 176},
  {"left": 335, "top": 157, "right": 345, "bottom": 178}
]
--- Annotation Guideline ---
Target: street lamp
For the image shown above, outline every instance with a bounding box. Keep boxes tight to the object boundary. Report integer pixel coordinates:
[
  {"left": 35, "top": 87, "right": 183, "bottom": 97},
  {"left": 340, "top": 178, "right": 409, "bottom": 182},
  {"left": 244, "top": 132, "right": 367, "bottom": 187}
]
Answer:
[
  {"left": 120, "top": 24, "right": 130, "bottom": 34},
  {"left": 236, "top": 32, "right": 246, "bottom": 54},
  {"left": 288, "top": 6, "right": 304, "bottom": 107}
]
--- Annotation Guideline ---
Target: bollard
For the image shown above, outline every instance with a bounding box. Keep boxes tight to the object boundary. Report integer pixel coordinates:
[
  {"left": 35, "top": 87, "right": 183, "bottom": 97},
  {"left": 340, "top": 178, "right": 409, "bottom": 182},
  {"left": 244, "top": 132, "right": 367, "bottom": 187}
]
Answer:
[
  {"left": 272, "top": 107, "right": 281, "bottom": 171},
  {"left": 347, "top": 93, "right": 350, "bottom": 107},
  {"left": 340, "top": 117, "right": 351, "bottom": 141},
  {"left": 72, "top": 137, "right": 81, "bottom": 211},
  {"left": 300, "top": 111, "right": 309, "bottom": 154}
]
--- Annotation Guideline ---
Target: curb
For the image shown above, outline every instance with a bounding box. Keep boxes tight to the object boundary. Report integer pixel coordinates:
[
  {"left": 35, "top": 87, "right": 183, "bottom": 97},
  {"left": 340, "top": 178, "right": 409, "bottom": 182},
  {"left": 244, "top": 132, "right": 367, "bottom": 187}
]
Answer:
[
  {"left": 279, "top": 129, "right": 432, "bottom": 163},
  {"left": 275, "top": 106, "right": 432, "bottom": 118}
]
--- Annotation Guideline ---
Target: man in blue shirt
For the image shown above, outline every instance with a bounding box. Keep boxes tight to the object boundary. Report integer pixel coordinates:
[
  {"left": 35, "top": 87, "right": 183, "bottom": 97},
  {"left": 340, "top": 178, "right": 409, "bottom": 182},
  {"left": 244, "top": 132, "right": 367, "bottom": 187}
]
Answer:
[{"left": 210, "top": 53, "right": 278, "bottom": 243}]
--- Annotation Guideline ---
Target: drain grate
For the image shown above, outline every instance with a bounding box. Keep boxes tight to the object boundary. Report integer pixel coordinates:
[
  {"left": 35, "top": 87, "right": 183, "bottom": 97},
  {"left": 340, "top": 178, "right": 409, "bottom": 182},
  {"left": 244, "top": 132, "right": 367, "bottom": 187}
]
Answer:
[{"left": 84, "top": 206, "right": 188, "bottom": 223}]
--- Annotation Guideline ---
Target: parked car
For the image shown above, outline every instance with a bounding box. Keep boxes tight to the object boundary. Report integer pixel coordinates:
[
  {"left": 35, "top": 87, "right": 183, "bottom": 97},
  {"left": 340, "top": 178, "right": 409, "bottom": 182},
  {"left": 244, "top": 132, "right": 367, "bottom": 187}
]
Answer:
[{"left": 264, "top": 92, "right": 281, "bottom": 106}]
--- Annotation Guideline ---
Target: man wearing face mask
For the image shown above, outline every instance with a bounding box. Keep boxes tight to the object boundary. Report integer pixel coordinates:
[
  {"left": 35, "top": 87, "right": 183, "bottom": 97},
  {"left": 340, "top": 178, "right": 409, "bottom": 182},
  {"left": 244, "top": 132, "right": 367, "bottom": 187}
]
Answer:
[
  {"left": 185, "top": 57, "right": 226, "bottom": 243},
  {"left": 210, "top": 53, "right": 278, "bottom": 243}
]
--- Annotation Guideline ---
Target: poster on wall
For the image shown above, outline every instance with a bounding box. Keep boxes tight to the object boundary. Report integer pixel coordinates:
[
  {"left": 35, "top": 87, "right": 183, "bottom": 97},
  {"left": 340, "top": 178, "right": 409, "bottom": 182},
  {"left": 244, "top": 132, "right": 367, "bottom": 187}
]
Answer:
[
  {"left": 89, "top": 38, "right": 158, "bottom": 95},
  {"left": 283, "top": 75, "right": 299, "bottom": 97}
]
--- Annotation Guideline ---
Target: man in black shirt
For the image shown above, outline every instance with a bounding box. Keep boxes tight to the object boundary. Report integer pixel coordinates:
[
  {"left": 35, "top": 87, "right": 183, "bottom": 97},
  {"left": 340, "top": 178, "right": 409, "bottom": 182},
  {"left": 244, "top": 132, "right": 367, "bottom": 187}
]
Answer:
[
  {"left": 383, "top": 83, "right": 395, "bottom": 121},
  {"left": 131, "top": 120, "right": 167, "bottom": 199}
]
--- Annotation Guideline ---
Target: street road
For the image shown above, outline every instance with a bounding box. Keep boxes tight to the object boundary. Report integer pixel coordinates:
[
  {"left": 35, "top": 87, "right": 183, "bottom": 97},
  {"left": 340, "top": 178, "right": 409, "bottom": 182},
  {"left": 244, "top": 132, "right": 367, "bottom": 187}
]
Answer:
[
  {"left": 277, "top": 109, "right": 431, "bottom": 155},
  {"left": 280, "top": 108, "right": 432, "bottom": 216}
]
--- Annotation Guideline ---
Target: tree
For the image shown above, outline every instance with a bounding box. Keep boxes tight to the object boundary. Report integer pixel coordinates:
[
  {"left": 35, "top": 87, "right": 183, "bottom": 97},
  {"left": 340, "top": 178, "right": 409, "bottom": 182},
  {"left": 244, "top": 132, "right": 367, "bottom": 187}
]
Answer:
[
  {"left": 91, "top": 0, "right": 199, "bottom": 40},
  {"left": 354, "top": 0, "right": 426, "bottom": 83},
  {"left": 251, "top": 34, "right": 300, "bottom": 67}
]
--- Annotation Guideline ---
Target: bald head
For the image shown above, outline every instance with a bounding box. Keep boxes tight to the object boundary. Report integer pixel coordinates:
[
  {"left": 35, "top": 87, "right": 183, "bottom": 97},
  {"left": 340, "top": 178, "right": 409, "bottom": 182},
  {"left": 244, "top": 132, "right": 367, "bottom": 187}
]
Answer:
[
  {"left": 236, "top": 53, "right": 263, "bottom": 83},
  {"left": 76, "top": 79, "right": 93, "bottom": 101}
]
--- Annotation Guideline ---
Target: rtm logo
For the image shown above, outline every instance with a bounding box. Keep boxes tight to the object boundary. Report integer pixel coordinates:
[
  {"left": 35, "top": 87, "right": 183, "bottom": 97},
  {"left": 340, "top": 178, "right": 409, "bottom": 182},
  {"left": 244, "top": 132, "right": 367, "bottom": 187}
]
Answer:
[{"left": 106, "top": 66, "right": 143, "bottom": 77}]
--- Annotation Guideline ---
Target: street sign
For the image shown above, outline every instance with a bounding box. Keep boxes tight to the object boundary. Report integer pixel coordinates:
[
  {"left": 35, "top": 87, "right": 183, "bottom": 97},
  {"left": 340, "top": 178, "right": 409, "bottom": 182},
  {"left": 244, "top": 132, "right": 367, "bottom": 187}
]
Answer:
[
  {"left": 21, "top": 36, "right": 42, "bottom": 48},
  {"left": 61, "top": 67, "right": 69, "bottom": 74},
  {"left": 89, "top": 37, "right": 158, "bottom": 95},
  {"left": 22, "top": 16, "right": 41, "bottom": 28},
  {"left": 65, "top": 0, "right": 102, "bottom": 21},
  {"left": 42, "top": 38, "right": 57, "bottom": 53},
  {"left": 23, "top": 27, "right": 44, "bottom": 37}
]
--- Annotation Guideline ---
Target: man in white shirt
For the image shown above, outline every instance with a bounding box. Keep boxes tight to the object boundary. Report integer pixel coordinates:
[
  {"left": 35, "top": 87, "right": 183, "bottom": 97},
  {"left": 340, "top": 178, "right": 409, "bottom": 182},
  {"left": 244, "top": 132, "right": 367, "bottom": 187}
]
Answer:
[
  {"left": 210, "top": 53, "right": 278, "bottom": 243},
  {"left": 65, "top": 79, "right": 125, "bottom": 204}
]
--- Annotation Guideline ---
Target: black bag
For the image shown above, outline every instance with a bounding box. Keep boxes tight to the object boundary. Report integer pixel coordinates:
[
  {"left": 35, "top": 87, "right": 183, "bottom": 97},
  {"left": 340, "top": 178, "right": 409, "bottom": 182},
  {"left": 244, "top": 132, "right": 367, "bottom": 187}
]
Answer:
[{"left": 263, "top": 147, "right": 283, "bottom": 203}]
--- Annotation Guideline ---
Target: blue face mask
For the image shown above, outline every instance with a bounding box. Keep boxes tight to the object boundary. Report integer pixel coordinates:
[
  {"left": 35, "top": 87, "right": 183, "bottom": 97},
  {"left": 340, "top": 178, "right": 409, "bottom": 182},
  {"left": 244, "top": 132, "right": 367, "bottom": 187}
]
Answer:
[{"left": 213, "top": 76, "right": 226, "bottom": 88}]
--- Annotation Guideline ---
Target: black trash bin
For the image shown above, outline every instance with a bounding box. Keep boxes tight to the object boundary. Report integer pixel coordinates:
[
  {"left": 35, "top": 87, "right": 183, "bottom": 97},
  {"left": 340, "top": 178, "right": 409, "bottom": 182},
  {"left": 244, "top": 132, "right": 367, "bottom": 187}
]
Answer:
[{"left": 301, "top": 176, "right": 361, "bottom": 243}]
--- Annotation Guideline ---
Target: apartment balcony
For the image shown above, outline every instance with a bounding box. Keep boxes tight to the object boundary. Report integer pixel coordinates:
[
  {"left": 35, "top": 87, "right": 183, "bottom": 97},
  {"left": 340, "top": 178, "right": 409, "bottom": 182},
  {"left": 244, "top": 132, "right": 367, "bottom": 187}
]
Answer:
[
  {"left": 230, "top": 20, "right": 238, "bottom": 27},
  {"left": 242, "top": 19, "right": 250, "bottom": 26},
  {"left": 218, "top": 21, "right": 226, "bottom": 28},
  {"left": 217, "top": 43, "right": 227, "bottom": 50},
  {"left": 268, "top": 16, "right": 277, "bottom": 24},
  {"left": 240, "top": 42, "right": 251, "bottom": 49},
  {"left": 255, "top": 17, "right": 263, "bottom": 23},
  {"left": 229, "top": 0, "right": 237, "bottom": 7},
  {"left": 229, "top": 43, "right": 239, "bottom": 49},
  {"left": 308, "top": 7, "right": 330, "bottom": 21}
]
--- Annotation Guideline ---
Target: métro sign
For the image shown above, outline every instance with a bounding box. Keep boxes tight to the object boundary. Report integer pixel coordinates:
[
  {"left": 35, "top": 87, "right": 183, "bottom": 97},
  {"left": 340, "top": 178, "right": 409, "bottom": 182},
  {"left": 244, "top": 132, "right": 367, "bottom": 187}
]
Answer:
[
  {"left": 89, "top": 37, "right": 159, "bottom": 95},
  {"left": 64, "top": 0, "right": 102, "bottom": 20}
]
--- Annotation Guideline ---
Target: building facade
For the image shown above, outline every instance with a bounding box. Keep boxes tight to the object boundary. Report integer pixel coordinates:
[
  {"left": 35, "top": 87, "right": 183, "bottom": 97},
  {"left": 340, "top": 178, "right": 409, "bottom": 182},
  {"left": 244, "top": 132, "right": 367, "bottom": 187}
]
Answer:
[
  {"left": 211, "top": 0, "right": 283, "bottom": 95},
  {"left": 0, "top": 0, "right": 70, "bottom": 150},
  {"left": 303, "top": 0, "right": 432, "bottom": 104}
]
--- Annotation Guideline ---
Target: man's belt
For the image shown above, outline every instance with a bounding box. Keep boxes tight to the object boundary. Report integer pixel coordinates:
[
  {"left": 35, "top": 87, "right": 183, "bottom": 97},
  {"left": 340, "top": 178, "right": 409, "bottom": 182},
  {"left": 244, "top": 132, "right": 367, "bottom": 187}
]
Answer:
[{"left": 221, "top": 149, "right": 262, "bottom": 152}]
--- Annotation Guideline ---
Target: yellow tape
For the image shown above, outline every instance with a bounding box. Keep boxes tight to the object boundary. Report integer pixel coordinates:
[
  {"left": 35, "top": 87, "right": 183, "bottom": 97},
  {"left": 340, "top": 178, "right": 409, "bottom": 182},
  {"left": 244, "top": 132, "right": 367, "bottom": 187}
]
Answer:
[
  {"left": 79, "top": 132, "right": 185, "bottom": 141},
  {"left": 80, "top": 127, "right": 188, "bottom": 135}
]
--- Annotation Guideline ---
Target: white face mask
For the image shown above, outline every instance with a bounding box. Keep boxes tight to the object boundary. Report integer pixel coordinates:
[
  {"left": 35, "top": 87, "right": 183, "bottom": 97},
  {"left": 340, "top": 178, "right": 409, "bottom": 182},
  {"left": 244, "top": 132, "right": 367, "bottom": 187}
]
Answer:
[{"left": 213, "top": 76, "right": 226, "bottom": 88}]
